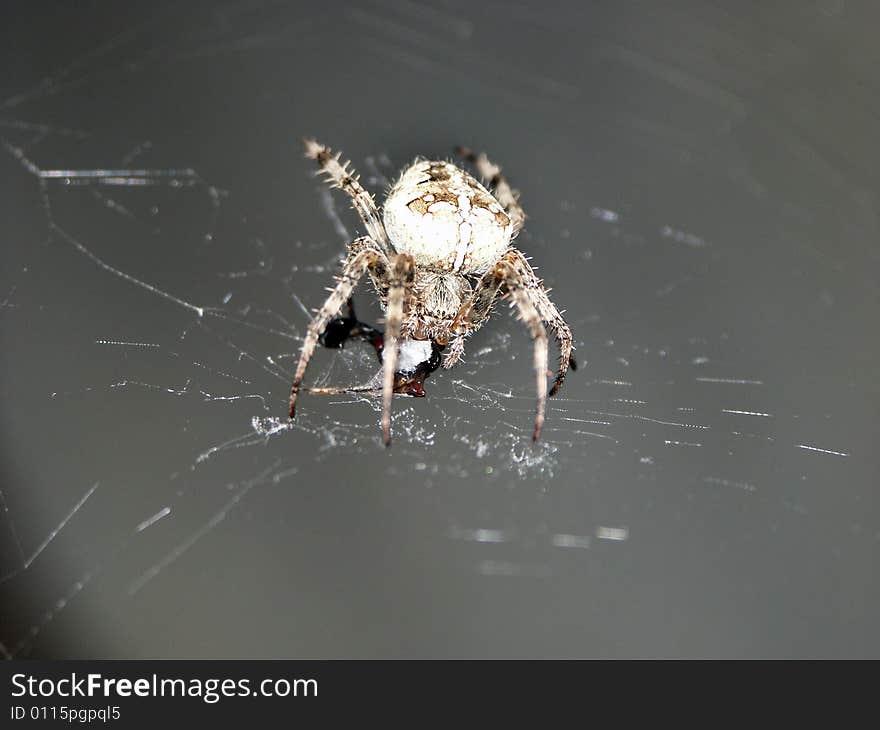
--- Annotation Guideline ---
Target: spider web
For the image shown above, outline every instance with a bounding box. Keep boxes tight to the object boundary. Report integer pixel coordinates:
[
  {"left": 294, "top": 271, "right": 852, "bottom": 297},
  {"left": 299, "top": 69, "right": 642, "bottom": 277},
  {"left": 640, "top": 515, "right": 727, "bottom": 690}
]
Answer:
[{"left": 1, "top": 1, "right": 877, "bottom": 658}]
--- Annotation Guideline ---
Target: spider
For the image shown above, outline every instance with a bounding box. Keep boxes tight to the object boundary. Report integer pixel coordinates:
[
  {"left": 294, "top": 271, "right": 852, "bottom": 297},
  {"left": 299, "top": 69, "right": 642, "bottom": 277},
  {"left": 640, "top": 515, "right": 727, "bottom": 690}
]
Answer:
[{"left": 288, "top": 138, "right": 574, "bottom": 445}]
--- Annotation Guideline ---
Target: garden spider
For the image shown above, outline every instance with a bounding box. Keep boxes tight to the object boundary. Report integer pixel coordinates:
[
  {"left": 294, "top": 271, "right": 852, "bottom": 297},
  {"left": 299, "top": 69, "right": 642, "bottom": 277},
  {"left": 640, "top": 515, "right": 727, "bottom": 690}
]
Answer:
[{"left": 289, "top": 139, "right": 573, "bottom": 445}]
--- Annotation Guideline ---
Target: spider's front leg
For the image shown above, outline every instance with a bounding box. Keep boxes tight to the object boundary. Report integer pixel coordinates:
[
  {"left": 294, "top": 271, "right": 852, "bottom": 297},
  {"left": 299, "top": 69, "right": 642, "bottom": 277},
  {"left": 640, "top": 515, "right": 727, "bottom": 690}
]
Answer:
[
  {"left": 451, "top": 249, "right": 574, "bottom": 441},
  {"left": 303, "top": 138, "right": 391, "bottom": 254},
  {"left": 502, "top": 263, "right": 550, "bottom": 442},
  {"left": 288, "top": 237, "right": 386, "bottom": 420},
  {"left": 443, "top": 265, "right": 506, "bottom": 369},
  {"left": 501, "top": 249, "right": 574, "bottom": 397},
  {"left": 380, "top": 253, "right": 416, "bottom": 446}
]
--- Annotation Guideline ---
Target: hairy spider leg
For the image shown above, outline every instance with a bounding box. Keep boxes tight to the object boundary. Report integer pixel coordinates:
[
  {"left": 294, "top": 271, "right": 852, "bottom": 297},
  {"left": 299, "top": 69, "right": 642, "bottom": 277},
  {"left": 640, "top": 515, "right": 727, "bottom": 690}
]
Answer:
[
  {"left": 303, "top": 138, "right": 391, "bottom": 254},
  {"left": 502, "top": 249, "right": 574, "bottom": 396},
  {"left": 450, "top": 249, "right": 574, "bottom": 440},
  {"left": 380, "top": 254, "right": 416, "bottom": 445},
  {"left": 289, "top": 239, "right": 385, "bottom": 420}
]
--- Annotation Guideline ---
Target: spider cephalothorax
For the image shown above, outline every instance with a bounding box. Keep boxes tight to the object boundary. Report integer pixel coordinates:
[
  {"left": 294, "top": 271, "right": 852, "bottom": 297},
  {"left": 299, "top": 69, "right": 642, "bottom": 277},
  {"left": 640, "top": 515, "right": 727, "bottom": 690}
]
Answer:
[{"left": 289, "top": 139, "right": 573, "bottom": 445}]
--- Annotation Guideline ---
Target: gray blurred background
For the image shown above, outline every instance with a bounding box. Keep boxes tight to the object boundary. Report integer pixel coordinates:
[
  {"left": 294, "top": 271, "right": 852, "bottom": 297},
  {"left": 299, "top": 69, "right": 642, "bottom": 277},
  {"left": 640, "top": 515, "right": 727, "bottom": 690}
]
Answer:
[{"left": 1, "top": 0, "right": 878, "bottom": 658}]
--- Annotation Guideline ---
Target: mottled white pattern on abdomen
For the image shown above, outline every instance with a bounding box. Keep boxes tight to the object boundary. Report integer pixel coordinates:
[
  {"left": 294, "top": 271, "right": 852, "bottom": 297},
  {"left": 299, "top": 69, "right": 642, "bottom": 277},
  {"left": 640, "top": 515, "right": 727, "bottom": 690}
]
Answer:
[{"left": 382, "top": 160, "right": 512, "bottom": 274}]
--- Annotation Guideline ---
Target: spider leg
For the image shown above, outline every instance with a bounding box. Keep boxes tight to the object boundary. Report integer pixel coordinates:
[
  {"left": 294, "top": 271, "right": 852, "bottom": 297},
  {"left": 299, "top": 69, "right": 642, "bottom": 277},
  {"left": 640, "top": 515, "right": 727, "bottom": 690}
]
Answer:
[
  {"left": 495, "top": 257, "right": 550, "bottom": 442},
  {"left": 380, "top": 253, "right": 416, "bottom": 446},
  {"left": 455, "top": 146, "right": 526, "bottom": 237},
  {"left": 441, "top": 335, "right": 467, "bottom": 369},
  {"left": 502, "top": 248, "right": 574, "bottom": 397},
  {"left": 443, "top": 264, "right": 507, "bottom": 369},
  {"left": 303, "top": 138, "right": 391, "bottom": 253},
  {"left": 289, "top": 237, "right": 386, "bottom": 419},
  {"left": 450, "top": 249, "right": 573, "bottom": 440}
]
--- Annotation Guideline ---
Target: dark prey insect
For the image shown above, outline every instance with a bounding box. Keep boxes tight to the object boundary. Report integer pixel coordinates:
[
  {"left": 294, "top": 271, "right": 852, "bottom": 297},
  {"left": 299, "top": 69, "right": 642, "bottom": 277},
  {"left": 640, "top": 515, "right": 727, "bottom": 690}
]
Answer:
[{"left": 288, "top": 138, "right": 574, "bottom": 445}]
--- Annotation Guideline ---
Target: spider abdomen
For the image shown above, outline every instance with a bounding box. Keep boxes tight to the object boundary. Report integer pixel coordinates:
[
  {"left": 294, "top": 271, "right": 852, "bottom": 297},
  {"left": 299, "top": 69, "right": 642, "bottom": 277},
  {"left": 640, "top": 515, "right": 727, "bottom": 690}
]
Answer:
[{"left": 382, "top": 160, "right": 512, "bottom": 275}]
